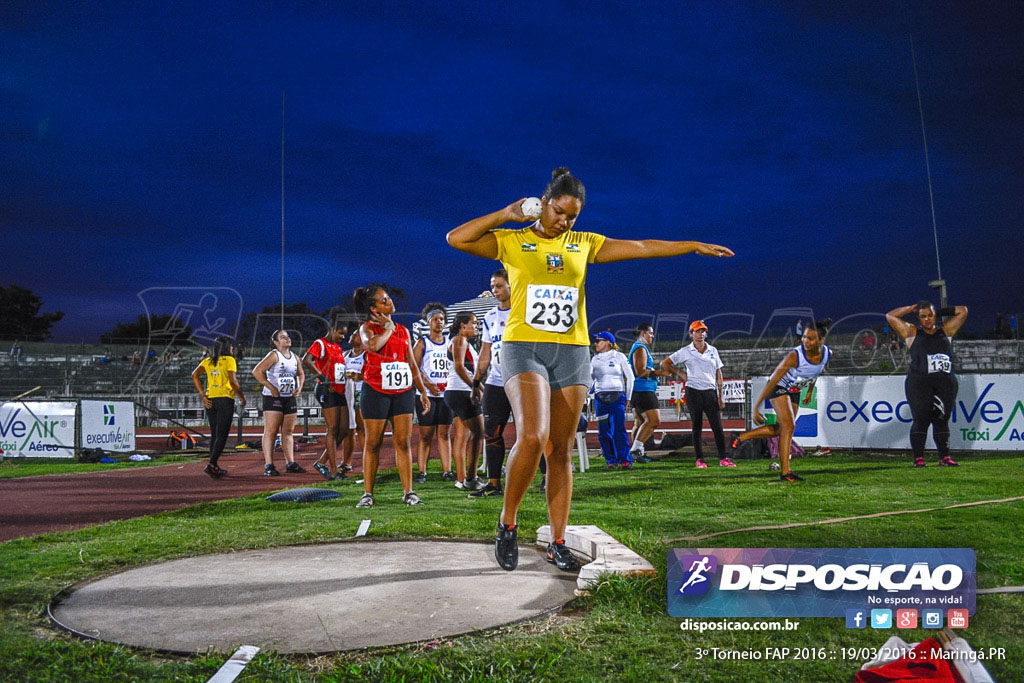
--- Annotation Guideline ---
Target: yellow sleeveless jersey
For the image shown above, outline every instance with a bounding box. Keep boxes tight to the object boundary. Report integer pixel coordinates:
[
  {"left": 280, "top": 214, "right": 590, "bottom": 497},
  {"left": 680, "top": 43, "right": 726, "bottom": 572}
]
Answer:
[
  {"left": 493, "top": 225, "right": 606, "bottom": 346},
  {"left": 200, "top": 356, "right": 237, "bottom": 399}
]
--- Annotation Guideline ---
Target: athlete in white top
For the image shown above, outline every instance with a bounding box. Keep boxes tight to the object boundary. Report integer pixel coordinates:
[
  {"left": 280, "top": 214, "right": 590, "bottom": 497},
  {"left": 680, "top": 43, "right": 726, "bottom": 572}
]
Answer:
[
  {"left": 590, "top": 345, "right": 634, "bottom": 397},
  {"left": 413, "top": 304, "right": 454, "bottom": 482},
  {"left": 661, "top": 320, "right": 733, "bottom": 468},
  {"left": 589, "top": 331, "right": 635, "bottom": 467},
  {"left": 252, "top": 330, "right": 306, "bottom": 475},
  {"left": 445, "top": 311, "right": 485, "bottom": 491},
  {"left": 472, "top": 269, "right": 513, "bottom": 497},
  {"left": 341, "top": 331, "right": 365, "bottom": 475},
  {"left": 732, "top": 319, "right": 832, "bottom": 482}
]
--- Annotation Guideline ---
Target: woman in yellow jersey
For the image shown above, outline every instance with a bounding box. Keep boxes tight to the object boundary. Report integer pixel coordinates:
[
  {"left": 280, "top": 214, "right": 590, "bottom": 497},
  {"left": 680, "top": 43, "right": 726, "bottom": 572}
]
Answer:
[
  {"left": 191, "top": 336, "right": 246, "bottom": 478},
  {"left": 447, "top": 167, "right": 734, "bottom": 571}
]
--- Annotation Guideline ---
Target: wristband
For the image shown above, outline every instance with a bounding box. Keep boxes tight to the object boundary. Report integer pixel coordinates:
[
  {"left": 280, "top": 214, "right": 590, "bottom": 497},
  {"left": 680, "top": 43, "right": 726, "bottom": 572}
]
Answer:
[{"left": 473, "top": 379, "right": 482, "bottom": 389}]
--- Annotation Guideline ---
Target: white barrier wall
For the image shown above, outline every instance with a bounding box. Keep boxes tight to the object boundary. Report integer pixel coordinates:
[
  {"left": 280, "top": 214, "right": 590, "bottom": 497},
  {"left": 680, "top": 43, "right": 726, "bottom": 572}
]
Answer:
[
  {"left": 750, "top": 374, "right": 1024, "bottom": 451},
  {"left": 0, "top": 401, "right": 77, "bottom": 458},
  {"left": 80, "top": 400, "right": 136, "bottom": 453}
]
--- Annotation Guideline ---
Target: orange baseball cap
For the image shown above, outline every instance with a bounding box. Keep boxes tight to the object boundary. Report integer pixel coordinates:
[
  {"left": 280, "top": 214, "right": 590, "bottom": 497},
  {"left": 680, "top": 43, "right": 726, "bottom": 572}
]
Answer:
[{"left": 689, "top": 320, "right": 708, "bottom": 331}]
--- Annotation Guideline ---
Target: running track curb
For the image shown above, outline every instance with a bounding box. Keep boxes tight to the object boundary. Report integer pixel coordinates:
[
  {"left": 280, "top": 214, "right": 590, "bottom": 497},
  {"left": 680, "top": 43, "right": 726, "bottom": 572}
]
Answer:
[{"left": 665, "top": 495, "right": 1024, "bottom": 543}]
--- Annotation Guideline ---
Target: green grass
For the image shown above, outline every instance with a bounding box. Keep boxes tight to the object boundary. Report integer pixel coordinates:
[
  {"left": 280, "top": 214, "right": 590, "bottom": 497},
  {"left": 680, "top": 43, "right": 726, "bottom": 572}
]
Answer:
[
  {"left": 0, "top": 454, "right": 203, "bottom": 479},
  {"left": 1, "top": 450, "right": 1022, "bottom": 681}
]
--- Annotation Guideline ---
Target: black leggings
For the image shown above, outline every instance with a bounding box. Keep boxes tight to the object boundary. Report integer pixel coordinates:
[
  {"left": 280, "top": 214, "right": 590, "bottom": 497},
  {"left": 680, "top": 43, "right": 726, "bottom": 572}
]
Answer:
[
  {"left": 483, "top": 385, "right": 513, "bottom": 480},
  {"left": 905, "top": 373, "right": 958, "bottom": 460},
  {"left": 207, "top": 397, "right": 235, "bottom": 466},
  {"left": 685, "top": 387, "right": 726, "bottom": 460}
]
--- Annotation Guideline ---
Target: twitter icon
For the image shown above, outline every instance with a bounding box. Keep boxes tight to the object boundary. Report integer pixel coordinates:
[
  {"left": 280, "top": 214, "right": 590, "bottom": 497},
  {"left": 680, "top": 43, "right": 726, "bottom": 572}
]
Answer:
[{"left": 870, "top": 609, "right": 893, "bottom": 629}]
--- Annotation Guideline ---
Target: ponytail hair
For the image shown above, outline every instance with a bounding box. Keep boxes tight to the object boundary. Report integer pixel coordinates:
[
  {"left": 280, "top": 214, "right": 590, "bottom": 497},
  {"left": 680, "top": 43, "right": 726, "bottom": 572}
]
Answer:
[
  {"left": 812, "top": 318, "right": 833, "bottom": 337},
  {"left": 448, "top": 311, "right": 475, "bottom": 338},
  {"left": 353, "top": 284, "right": 388, "bottom": 319},
  {"left": 209, "top": 336, "right": 234, "bottom": 365},
  {"left": 633, "top": 322, "right": 653, "bottom": 339}
]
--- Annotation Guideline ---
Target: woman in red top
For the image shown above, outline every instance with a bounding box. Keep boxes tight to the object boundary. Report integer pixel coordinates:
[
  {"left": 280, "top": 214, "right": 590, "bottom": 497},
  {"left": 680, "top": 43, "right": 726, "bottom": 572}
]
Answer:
[
  {"left": 354, "top": 285, "right": 436, "bottom": 508},
  {"left": 302, "top": 308, "right": 352, "bottom": 480}
]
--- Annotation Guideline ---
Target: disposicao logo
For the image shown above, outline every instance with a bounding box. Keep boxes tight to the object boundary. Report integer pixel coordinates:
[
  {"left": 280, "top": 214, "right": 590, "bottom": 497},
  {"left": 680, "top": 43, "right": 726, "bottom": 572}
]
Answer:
[
  {"left": 676, "top": 555, "right": 718, "bottom": 595},
  {"left": 667, "top": 548, "right": 975, "bottom": 618}
]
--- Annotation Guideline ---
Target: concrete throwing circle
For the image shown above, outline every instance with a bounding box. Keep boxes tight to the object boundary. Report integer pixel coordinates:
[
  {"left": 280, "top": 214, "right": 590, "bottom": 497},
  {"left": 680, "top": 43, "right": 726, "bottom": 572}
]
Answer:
[{"left": 50, "top": 540, "right": 578, "bottom": 654}]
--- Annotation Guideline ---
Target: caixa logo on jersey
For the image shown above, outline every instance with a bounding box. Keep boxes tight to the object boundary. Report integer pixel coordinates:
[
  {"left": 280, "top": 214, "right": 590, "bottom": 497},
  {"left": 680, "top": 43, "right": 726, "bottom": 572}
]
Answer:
[{"left": 667, "top": 548, "right": 975, "bottom": 618}]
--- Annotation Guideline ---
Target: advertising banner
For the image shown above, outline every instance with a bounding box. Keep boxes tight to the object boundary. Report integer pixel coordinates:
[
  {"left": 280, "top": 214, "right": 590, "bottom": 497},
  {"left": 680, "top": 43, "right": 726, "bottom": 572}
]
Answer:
[
  {"left": 80, "top": 401, "right": 136, "bottom": 453},
  {"left": 0, "top": 401, "right": 77, "bottom": 459},
  {"left": 721, "top": 380, "right": 746, "bottom": 404},
  {"left": 667, "top": 548, "right": 976, "bottom": 619},
  {"left": 749, "top": 374, "right": 1024, "bottom": 451}
]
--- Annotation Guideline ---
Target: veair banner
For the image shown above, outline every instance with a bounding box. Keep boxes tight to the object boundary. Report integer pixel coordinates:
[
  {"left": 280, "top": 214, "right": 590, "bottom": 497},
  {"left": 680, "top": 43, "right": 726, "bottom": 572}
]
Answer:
[
  {"left": 667, "top": 548, "right": 976, "bottom": 618},
  {"left": 0, "top": 401, "right": 77, "bottom": 459},
  {"left": 750, "top": 374, "right": 1024, "bottom": 451},
  {"left": 80, "top": 401, "right": 136, "bottom": 452}
]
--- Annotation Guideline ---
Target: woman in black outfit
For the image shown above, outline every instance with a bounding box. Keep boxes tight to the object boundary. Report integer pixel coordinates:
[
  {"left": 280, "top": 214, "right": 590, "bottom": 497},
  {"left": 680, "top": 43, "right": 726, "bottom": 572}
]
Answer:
[{"left": 886, "top": 301, "right": 968, "bottom": 467}]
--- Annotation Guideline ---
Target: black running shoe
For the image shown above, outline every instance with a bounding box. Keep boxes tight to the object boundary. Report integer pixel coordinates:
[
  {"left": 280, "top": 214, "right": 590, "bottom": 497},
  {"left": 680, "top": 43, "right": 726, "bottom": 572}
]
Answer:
[
  {"left": 779, "top": 471, "right": 805, "bottom": 482},
  {"left": 413, "top": 471, "right": 427, "bottom": 484},
  {"left": 495, "top": 522, "right": 518, "bottom": 571},
  {"left": 469, "top": 483, "right": 503, "bottom": 499},
  {"left": 546, "top": 540, "right": 582, "bottom": 571},
  {"left": 264, "top": 463, "right": 280, "bottom": 477},
  {"left": 313, "top": 462, "right": 332, "bottom": 480},
  {"left": 204, "top": 463, "right": 225, "bottom": 478},
  {"left": 441, "top": 471, "right": 456, "bottom": 482},
  {"left": 285, "top": 462, "right": 306, "bottom": 474}
]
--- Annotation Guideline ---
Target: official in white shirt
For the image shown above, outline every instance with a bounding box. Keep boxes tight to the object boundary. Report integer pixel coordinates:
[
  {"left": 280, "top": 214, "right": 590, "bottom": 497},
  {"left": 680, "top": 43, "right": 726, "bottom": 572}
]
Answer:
[
  {"left": 590, "top": 331, "right": 635, "bottom": 467},
  {"left": 661, "top": 320, "right": 735, "bottom": 469}
]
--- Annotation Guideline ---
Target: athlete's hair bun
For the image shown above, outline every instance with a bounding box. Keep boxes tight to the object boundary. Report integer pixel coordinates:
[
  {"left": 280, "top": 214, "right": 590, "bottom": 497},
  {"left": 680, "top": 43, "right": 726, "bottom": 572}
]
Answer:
[{"left": 543, "top": 167, "right": 586, "bottom": 206}]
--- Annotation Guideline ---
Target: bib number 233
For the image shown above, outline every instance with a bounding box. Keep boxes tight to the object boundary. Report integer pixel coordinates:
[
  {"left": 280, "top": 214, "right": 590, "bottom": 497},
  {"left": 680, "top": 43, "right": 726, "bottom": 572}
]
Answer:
[
  {"left": 381, "top": 362, "right": 412, "bottom": 391},
  {"left": 527, "top": 284, "right": 579, "bottom": 334}
]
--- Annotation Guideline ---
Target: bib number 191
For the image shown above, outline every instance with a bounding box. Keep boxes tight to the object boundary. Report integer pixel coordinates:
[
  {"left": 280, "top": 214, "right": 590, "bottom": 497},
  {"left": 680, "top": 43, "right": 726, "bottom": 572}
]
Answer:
[{"left": 381, "top": 362, "right": 412, "bottom": 391}]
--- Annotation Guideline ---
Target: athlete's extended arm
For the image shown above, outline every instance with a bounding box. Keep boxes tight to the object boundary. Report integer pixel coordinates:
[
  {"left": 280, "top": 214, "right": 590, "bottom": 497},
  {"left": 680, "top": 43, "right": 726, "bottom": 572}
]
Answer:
[
  {"left": 446, "top": 200, "right": 534, "bottom": 259},
  {"left": 594, "top": 239, "right": 733, "bottom": 263}
]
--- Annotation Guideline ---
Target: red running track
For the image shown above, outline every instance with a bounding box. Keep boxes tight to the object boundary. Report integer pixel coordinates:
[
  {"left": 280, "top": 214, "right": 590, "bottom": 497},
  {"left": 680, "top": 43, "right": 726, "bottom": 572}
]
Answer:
[{"left": 0, "top": 420, "right": 743, "bottom": 542}]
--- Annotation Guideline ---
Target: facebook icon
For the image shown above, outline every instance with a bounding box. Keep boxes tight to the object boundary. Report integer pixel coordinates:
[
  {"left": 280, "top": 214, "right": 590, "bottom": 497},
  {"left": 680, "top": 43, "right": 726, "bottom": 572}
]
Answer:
[{"left": 845, "top": 609, "right": 867, "bottom": 629}]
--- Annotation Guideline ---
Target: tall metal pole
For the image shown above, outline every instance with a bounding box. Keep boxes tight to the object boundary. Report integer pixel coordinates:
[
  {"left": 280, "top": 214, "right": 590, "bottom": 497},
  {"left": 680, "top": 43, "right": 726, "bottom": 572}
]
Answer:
[{"left": 911, "top": 37, "right": 947, "bottom": 308}]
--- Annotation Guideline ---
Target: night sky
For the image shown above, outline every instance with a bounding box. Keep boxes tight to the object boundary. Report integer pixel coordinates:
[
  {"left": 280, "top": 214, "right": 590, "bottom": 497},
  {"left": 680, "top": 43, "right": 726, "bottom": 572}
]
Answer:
[{"left": 3, "top": 2, "right": 1022, "bottom": 343}]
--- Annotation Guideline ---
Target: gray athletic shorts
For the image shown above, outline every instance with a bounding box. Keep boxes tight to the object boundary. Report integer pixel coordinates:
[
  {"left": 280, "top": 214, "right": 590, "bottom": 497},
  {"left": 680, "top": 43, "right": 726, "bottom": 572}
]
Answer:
[{"left": 500, "top": 341, "right": 590, "bottom": 390}]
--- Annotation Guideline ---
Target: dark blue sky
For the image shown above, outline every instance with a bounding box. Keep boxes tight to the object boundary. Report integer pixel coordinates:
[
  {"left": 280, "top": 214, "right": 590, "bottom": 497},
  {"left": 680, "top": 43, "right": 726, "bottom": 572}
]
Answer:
[{"left": 3, "top": 1, "right": 1022, "bottom": 342}]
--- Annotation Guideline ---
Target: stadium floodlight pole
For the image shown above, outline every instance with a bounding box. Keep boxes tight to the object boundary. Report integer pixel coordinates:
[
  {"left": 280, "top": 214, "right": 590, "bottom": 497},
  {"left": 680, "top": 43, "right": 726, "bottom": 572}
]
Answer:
[{"left": 911, "top": 37, "right": 947, "bottom": 309}]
